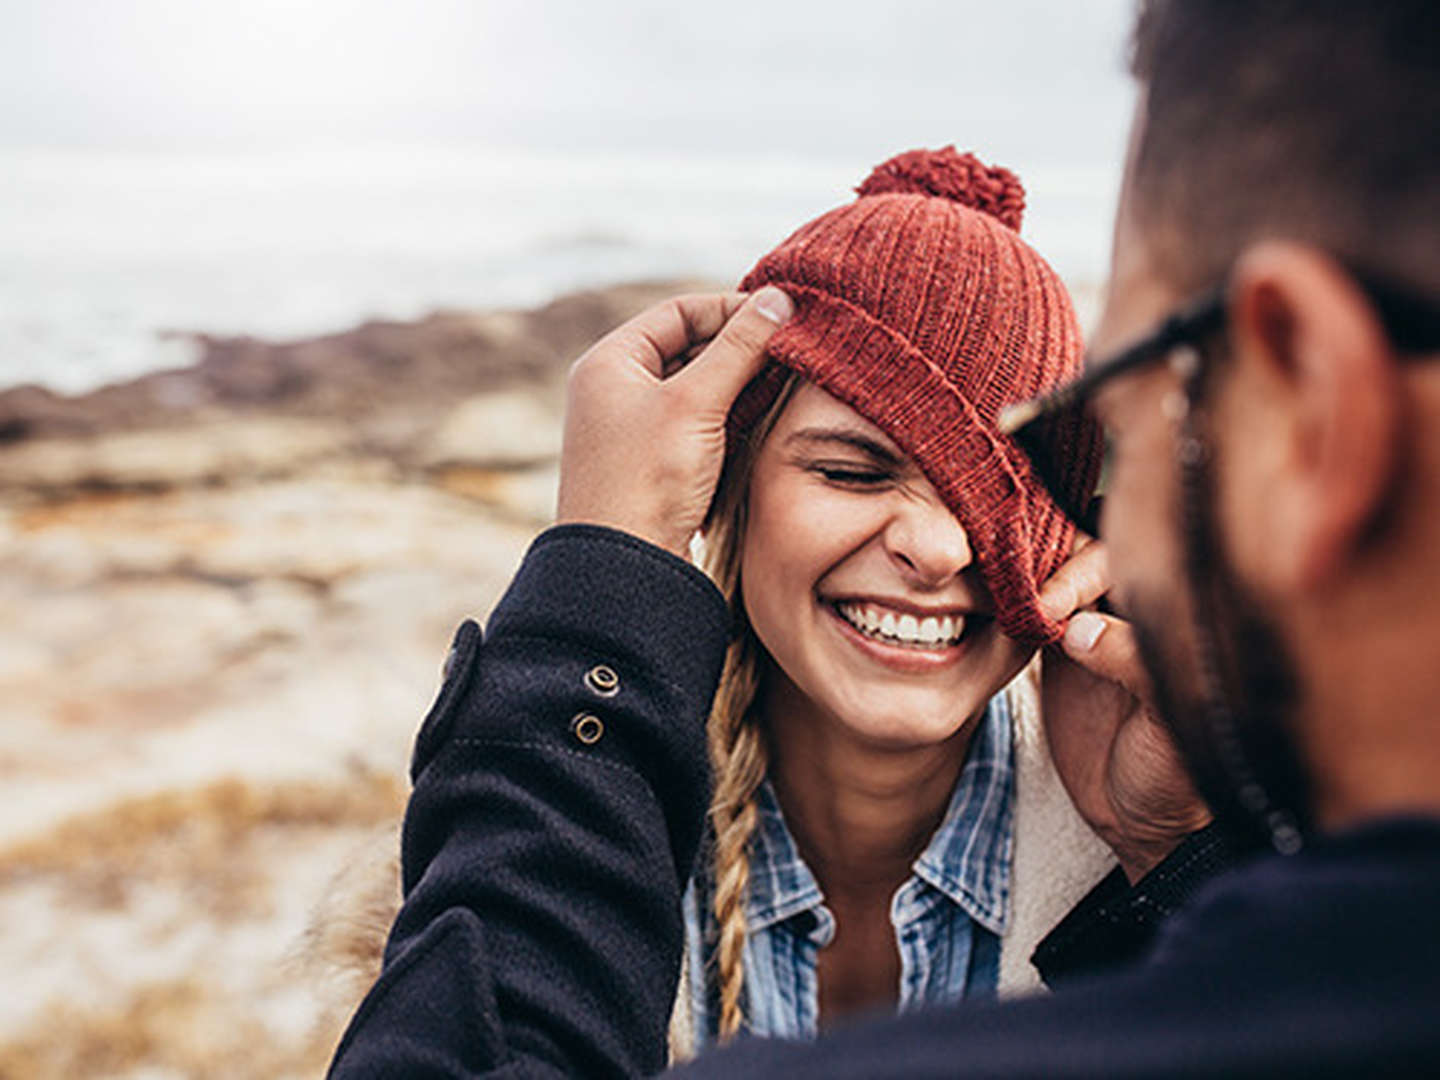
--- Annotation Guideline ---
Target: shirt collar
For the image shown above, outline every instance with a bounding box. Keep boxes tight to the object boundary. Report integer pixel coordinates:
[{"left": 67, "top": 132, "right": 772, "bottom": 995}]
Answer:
[
  {"left": 744, "top": 780, "right": 826, "bottom": 933},
  {"left": 744, "top": 693, "right": 1016, "bottom": 938},
  {"left": 912, "top": 691, "right": 1015, "bottom": 936}
]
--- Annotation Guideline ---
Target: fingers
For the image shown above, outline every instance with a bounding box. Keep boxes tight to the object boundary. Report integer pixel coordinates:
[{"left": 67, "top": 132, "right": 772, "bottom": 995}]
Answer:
[
  {"left": 586, "top": 292, "right": 750, "bottom": 380},
  {"left": 575, "top": 288, "right": 791, "bottom": 393},
  {"left": 1038, "top": 539, "right": 1110, "bottom": 622},
  {"left": 555, "top": 286, "right": 794, "bottom": 558},
  {"left": 671, "top": 286, "right": 794, "bottom": 405},
  {"left": 1059, "top": 612, "right": 1155, "bottom": 703}
]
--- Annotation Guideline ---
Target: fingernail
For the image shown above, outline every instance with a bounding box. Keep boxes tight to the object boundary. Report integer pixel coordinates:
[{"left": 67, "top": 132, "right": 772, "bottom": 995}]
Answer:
[
  {"left": 1064, "top": 612, "right": 1106, "bottom": 652},
  {"left": 753, "top": 287, "right": 794, "bottom": 325}
]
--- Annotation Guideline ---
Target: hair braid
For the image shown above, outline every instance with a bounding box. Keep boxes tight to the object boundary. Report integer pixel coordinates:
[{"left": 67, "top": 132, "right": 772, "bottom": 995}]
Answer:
[
  {"left": 698, "top": 371, "right": 799, "bottom": 1041},
  {"left": 707, "top": 636, "right": 768, "bottom": 1040}
]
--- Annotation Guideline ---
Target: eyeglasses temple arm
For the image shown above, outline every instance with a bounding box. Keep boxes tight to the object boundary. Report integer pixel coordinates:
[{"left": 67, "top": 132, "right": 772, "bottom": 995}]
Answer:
[{"left": 997, "top": 287, "right": 1227, "bottom": 436}]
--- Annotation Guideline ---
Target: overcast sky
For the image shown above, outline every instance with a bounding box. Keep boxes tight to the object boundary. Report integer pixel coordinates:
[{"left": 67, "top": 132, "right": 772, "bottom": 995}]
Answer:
[{"left": 0, "top": 0, "right": 1137, "bottom": 166}]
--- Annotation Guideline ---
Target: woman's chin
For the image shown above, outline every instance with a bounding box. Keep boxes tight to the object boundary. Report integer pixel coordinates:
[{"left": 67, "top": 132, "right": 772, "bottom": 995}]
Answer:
[{"left": 812, "top": 684, "right": 991, "bottom": 752}]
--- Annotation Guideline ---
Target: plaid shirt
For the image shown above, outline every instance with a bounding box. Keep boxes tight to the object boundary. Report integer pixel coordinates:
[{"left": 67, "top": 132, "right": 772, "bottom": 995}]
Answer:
[{"left": 683, "top": 692, "right": 1016, "bottom": 1047}]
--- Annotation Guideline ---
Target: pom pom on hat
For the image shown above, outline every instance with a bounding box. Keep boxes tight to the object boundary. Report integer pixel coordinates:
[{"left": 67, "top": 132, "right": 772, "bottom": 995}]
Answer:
[{"left": 856, "top": 146, "right": 1026, "bottom": 232}]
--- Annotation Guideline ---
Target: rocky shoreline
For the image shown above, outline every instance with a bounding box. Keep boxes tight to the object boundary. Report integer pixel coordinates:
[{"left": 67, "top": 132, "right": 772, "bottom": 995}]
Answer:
[
  {"left": 0, "top": 280, "right": 711, "bottom": 1078},
  {"left": 0, "top": 279, "right": 709, "bottom": 491}
]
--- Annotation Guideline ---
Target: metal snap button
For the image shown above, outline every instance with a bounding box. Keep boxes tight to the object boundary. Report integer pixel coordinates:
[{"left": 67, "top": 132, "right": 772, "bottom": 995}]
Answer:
[
  {"left": 571, "top": 712, "right": 605, "bottom": 745},
  {"left": 584, "top": 664, "right": 620, "bottom": 697}
]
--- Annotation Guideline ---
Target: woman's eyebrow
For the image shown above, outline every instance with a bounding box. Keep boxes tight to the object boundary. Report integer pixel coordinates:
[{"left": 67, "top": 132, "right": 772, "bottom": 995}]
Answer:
[{"left": 785, "top": 427, "right": 904, "bottom": 466}]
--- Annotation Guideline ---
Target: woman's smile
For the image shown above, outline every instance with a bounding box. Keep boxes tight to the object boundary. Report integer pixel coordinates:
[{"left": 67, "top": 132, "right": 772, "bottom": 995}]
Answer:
[{"left": 821, "top": 596, "right": 985, "bottom": 674}]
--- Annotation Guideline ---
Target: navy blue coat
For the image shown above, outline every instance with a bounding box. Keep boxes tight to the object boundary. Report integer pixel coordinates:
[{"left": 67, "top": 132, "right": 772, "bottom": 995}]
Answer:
[{"left": 329, "top": 526, "right": 1440, "bottom": 1077}]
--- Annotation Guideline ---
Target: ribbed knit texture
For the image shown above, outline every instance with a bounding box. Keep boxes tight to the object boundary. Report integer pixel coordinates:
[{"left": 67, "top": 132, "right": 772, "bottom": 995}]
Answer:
[{"left": 730, "top": 147, "right": 1099, "bottom": 645}]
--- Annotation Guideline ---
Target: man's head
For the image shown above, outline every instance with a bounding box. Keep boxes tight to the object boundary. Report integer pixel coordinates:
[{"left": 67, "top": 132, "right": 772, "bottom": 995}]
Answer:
[
  {"left": 1093, "top": 0, "right": 1440, "bottom": 849},
  {"left": 1123, "top": 0, "right": 1439, "bottom": 300}
]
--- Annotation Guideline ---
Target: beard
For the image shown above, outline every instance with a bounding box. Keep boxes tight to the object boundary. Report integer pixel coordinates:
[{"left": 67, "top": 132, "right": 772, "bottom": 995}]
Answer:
[{"left": 1124, "top": 465, "right": 1315, "bottom": 856}]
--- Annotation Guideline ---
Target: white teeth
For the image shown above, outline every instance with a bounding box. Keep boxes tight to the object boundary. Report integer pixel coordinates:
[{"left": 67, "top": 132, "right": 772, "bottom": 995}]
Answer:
[{"left": 834, "top": 602, "right": 968, "bottom": 649}]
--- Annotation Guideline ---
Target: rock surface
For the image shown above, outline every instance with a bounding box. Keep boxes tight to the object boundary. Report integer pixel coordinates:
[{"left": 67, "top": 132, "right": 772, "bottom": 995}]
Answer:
[
  {"left": 0, "top": 279, "right": 713, "bottom": 1078},
  {"left": 418, "top": 389, "right": 563, "bottom": 470}
]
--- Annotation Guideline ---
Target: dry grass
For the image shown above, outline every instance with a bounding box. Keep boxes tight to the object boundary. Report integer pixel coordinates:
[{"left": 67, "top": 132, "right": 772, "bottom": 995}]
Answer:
[
  {"left": 0, "top": 770, "right": 405, "bottom": 917},
  {"left": 0, "top": 772, "right": 410, "bottom": 1078},
  {"left": 12, "top": 489, "right": 234, "bottom": 545},
  {"left": 0, "top": 975, "right": 336, "bottom": 1080},
  {"left": 430, "top": 464, "right": 512, "bottom": 502}
]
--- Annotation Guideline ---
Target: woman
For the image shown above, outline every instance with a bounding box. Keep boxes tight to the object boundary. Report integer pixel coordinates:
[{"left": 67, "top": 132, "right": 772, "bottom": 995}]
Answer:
[
  {"left": 673, "top": 147, "right": 1113, "bottom": 1054},
  {"left": 310, "top": 147, "right": 1114, "bottom": 1062}
]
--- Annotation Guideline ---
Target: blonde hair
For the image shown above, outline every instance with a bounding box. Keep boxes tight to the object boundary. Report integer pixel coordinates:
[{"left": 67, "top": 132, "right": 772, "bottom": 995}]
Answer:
[{"left": 699, "top": 371, "right": 800, "bottom": 1041}]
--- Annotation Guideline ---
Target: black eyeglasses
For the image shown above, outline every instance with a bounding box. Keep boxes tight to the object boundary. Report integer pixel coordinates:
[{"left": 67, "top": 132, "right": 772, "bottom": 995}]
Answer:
[{"left": 999, "top": 267, "right": 1440, "bottom": 535}]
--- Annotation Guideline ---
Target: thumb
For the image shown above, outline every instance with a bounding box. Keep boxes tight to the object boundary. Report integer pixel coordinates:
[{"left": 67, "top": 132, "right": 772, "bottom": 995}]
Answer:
[
  {"left": 1060, "top": 612, "right": 1155, "bottom": 703},
  {"left": 673, "top": 286, "right": 794, "bottom": 407}
]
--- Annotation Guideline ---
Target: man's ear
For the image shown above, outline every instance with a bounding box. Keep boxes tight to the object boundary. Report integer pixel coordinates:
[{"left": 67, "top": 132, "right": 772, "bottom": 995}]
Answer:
[{"left": 1224, "top": 242, "right": 1401, "bottom": 591}]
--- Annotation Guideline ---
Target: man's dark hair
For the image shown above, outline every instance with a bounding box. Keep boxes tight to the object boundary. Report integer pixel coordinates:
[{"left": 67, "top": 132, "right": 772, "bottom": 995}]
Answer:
[{"left": 1128, "top": 0, "right": 1440, "bottom": 296}]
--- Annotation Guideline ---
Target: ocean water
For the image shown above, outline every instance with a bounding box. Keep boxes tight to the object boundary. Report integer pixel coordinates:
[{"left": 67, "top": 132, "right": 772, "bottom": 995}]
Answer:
[{"left": 0, "top": 143, "right": 1116, "bottom": 395}]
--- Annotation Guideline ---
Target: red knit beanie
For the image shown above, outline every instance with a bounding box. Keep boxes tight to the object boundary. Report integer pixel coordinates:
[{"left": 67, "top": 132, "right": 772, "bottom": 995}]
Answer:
[{"left": 730, "top": 147, "right": 1099, "bottom": 646}]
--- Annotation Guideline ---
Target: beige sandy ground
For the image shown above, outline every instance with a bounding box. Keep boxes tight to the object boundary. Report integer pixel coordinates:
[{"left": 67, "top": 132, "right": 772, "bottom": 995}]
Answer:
[{"left": 0, "top": 283, "right": 697, "bottom": 1079}]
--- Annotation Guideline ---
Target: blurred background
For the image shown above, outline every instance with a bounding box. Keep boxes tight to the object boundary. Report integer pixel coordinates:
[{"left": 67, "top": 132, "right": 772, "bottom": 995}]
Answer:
[{"left": 0, "top": 1, "right": 1136, "bottom": 1075}]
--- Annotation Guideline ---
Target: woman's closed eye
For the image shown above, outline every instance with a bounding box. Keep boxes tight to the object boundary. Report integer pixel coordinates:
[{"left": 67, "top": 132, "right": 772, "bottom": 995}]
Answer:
[{"left": 808, "top": 460, "right": 895, "bottom": 488}]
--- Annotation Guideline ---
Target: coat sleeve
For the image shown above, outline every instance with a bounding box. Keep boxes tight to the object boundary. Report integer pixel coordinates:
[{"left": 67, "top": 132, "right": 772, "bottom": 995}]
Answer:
[
  {"left": 327, "top": 525, "right": 730, "bottom": 1080},
  {"left": 1029, "top": 823, "right": 1242, "bottom": 986}
]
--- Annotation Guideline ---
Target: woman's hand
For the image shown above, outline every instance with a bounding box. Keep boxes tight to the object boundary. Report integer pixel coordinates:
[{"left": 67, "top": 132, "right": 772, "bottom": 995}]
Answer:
[
  {"left": 556, "top": 288, "right": 793, "bottom": 558},
  {"left": 1037, "top": 540, "right": 1213, "bottom": 882}
]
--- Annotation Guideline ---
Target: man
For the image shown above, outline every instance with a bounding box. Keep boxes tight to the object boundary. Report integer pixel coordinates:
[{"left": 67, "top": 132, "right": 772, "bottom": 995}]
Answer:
[{"left": 330, "top": 1, "right": 1440, "bottom": 1075}]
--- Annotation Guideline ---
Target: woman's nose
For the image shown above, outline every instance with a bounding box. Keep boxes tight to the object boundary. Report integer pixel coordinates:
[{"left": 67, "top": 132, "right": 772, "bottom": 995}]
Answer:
[{"left": 883, "top": 500, "right": 974, "bottom": 586}]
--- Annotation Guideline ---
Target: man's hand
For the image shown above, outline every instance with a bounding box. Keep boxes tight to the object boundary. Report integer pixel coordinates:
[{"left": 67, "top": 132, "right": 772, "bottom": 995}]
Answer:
[
  {"left": 556, "top": 288, "right": 794, "bottom": 558},
  {"left": 1038, "top": 540, "right": 1213, "bottom": 882}
]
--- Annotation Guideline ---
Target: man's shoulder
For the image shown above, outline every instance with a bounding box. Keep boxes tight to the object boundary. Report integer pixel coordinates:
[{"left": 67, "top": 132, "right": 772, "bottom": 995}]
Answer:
[
  {"left": 1157, "top": 816, "right": 1440, "bottom": 957},
  {"left": 1166, "top": 815, "right": 1440, "bottom": 934}
]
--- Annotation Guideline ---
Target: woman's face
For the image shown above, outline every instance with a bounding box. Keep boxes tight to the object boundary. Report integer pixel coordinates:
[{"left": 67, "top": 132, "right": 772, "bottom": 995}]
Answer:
[{"left": 741, "top": 382, "right": 1031, "bottom": 750}]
